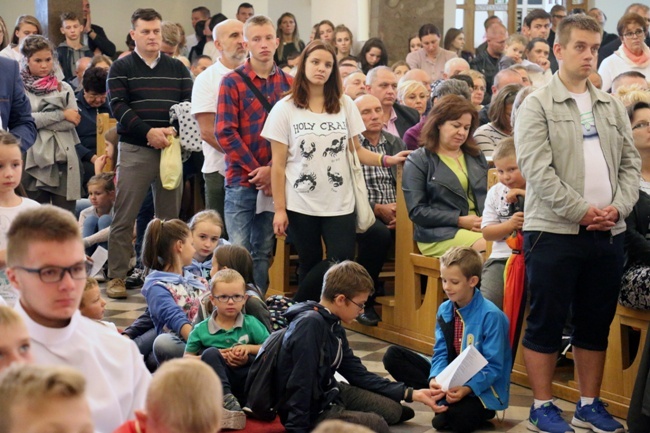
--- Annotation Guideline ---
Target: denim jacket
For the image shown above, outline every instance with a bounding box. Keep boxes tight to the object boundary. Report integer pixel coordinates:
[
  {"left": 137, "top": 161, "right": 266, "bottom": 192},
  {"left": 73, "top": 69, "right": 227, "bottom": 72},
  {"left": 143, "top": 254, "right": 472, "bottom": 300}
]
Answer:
[
  {"left": 402, "top": 147, "right": 488, "bottom": 243},
  {"left": 514, "top": 74, "right": 640, "bottom": 236}
]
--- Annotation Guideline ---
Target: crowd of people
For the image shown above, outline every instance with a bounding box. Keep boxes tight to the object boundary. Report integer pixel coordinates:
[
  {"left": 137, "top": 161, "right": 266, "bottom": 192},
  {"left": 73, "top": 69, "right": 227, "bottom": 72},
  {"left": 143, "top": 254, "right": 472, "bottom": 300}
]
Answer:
[{"left": 2, "top": 1, "right": 650, "bottom": 433}]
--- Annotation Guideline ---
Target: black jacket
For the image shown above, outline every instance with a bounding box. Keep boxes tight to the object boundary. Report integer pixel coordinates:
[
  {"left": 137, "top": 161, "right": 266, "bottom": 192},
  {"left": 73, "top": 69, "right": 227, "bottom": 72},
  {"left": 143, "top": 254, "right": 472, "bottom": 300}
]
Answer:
[
  {"left": 393, "top": 102, "right": 420, "bottom": 139},
  {"left": 88, "top": 24, "right": 116, "bottom": 57},
  {"left": 403, "top": 147, "right": 488, "bottom": 243},
  {"left": 625, "top": 189, "right": 650, "bottom": 268},
  {"left": 276, "top": 301, "right": 405, "bottom": 433}
]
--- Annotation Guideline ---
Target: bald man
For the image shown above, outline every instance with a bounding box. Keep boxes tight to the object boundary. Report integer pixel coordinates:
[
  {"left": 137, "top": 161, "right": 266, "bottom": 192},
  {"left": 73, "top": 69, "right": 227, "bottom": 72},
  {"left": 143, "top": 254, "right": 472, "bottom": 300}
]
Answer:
[
  {"left": 478, "top": 68, "right": 523, "bottom": 126},
  {"left": 354, "top": 94, "right": 407, "bottom": 326},
  {"left": 191, "top": 19, "right": 248, "bottom": 234},
  {"left": 471, "top": 22, "right": 507, "bottom": 104}
]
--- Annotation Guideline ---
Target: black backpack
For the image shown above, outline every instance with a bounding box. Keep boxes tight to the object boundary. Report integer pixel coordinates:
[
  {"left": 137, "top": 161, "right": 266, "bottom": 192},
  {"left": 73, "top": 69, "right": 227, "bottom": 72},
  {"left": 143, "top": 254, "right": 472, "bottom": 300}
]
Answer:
[{"left": 244, "top": 327, "right": 289, "bottom": 421}]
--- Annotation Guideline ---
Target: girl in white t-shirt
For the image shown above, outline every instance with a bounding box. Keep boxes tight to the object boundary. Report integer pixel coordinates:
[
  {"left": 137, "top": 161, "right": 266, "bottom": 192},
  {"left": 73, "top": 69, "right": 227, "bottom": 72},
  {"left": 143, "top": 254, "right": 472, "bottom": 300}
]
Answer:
[
  {"left": 263, "top": 40, "right": 409, "bottom": 302},
  {"left": 0, "top": 132, "right": 40, "bottom": 306}
]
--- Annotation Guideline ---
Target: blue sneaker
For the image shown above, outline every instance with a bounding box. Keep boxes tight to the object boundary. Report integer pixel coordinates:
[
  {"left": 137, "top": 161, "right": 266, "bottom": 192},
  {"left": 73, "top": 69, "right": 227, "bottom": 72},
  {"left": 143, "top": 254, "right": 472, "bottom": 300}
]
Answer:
[
  {"left": 528, "top": 402, "right": 574, "bottom": 433},
  {"left": 571, "top": 398, "right": 625, "bottom": 433}
]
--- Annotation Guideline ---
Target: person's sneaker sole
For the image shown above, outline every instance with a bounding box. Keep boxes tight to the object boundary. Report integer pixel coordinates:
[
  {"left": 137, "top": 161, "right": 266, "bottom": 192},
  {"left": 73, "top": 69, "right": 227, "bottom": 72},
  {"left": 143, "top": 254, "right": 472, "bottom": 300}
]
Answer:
[
  {"left": 106, "top": 290, "right": 127, "bottom": 299},
  {"left": 221, "top": 409, "right": 246, "bottom": 430},
  {"left": 571, "top": 417, "right": 624, "bottom": 433},
  {"left": 527, "top": 420, "right": 574, "bottom": 433}
]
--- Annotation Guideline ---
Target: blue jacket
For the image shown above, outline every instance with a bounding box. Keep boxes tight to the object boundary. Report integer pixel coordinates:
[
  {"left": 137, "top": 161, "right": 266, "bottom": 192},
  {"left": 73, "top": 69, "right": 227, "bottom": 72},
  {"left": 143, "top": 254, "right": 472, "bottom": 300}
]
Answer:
[
  {"left": 430, "top": 289, "right": 511, "bottom": 410},
  {"left": 403, "top": 147, "right": 488, "bottom": 243},
  {"left": 141, "top": 270, "right": 206, "bottom": 335},
  {"left": 276, "top": 301, "right": 406, "bottom": 433},
  {"left": 0, "top": 57, "right": 36, "bottom": 151}
]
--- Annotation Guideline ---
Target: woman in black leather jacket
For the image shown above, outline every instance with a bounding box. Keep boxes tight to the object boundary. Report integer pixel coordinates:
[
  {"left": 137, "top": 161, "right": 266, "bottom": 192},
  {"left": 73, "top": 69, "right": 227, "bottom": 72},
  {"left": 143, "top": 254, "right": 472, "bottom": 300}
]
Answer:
[{"left": 402, "top": 94, "right": 488, "bottom": 257}]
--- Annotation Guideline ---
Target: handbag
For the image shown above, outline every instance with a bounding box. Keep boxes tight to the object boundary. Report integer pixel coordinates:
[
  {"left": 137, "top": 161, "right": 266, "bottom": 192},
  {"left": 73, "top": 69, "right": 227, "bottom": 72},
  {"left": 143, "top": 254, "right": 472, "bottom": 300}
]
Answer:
[
  {"left": 343, "top": 105, "right": 376, "bottom": 233},
  {"left": 160, "top": 135, "right": 183, "bottom": 190}
]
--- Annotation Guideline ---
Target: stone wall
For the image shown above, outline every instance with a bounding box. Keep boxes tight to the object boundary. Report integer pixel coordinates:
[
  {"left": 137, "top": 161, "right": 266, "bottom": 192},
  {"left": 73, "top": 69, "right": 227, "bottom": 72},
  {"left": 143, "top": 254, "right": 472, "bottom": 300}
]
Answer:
[{"left": 369, "top": 0, "right": 446, "bottom": 65}]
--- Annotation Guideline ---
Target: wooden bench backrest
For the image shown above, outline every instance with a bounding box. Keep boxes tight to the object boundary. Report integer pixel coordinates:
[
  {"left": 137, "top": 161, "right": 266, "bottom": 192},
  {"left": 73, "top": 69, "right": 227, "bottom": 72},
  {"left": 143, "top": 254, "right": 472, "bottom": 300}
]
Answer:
[{"left": 96, "top": 113, "right": 117, "bottom": 172}]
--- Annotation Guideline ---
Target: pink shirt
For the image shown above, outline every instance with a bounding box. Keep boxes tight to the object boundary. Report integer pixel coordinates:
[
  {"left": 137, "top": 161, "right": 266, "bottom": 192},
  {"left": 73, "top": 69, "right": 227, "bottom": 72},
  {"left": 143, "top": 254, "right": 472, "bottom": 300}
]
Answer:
[
  {"left": 405, "top": 48, "right": 458, "bottom": 81},
  {"left": 383, "top": 107, "right": 399, "bottom": 137}
]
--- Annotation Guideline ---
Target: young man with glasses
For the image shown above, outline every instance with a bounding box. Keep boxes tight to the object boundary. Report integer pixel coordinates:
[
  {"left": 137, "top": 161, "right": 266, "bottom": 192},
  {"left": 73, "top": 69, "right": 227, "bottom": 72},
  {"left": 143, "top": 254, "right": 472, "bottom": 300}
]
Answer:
[
  {"left": 6, "top": 205, "right": 151, "bottom": 433},
  {"left": 274, "top": 260, "right": 441, "bottom": 433},
  {"left": 184, "top": 268, "right": 269, "bottom": 430}
]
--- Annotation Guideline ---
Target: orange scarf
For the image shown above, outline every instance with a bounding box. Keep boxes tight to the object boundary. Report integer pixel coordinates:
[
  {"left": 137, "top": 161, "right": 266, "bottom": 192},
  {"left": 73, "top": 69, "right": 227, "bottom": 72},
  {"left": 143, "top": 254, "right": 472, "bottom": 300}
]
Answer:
[{"left": 623, "top": 43, "right": 650, "bottom": 66}]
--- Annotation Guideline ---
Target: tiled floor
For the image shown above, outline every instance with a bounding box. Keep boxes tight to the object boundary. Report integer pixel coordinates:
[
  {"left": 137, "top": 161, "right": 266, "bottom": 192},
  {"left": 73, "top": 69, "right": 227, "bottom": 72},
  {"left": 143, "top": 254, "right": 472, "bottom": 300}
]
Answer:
[{"left": 102, "top": 285, "right": 626, "bottom": 432}]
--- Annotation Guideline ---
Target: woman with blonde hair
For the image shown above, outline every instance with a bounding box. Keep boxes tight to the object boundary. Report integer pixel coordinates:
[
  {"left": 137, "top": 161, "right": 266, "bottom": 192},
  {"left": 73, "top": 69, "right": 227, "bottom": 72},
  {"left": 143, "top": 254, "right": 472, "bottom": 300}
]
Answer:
[
  {"left": 397, "top": 79, "right": 428, "bottom": 117},
  {"left": 460, "top": 69, "right": 487, "bottom": 110},
  {"left": 0, "top": 15, "right": 42, "bottom": 62}
]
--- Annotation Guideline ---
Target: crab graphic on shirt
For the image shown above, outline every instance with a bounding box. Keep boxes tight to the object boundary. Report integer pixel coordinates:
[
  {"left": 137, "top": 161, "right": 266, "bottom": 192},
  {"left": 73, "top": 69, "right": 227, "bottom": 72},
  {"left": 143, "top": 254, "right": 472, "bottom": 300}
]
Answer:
[
  {"left": 299, "top": 140, "right": 317, "bottom": 160},
  {"left": 294, "top": 172, "right": 317, "bottom": 192},
  {"left": 326, "top": 166, "right": 343, "bottom": 187},
  {"left": 322, "top": 135, "right": 347, "bottom": 157}
]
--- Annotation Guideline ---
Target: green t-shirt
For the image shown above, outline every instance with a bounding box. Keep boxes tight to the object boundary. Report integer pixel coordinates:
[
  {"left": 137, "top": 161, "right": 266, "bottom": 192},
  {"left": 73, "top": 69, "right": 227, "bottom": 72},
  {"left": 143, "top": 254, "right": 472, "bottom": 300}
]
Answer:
[{"left": 185, "top": 311, "right": 270, "bottom": 354}]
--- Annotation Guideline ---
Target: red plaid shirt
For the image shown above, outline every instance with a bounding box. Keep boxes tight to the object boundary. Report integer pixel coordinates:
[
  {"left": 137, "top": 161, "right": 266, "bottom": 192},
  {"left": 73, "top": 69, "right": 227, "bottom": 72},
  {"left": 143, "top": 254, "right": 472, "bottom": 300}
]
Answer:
[
  {"left": 215, "top": 60, "right": 292, "bottom": 187},
  {"left": 453, "top": 306, "right": 464, "bottom": 355}
]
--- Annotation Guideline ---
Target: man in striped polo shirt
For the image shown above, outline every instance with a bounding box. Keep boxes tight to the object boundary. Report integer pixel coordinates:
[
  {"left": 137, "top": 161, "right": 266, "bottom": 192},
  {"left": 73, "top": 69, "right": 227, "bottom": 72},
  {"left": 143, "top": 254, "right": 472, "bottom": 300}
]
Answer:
[{"left": 106, "top": 8, "right": 193, "bottom": 299}]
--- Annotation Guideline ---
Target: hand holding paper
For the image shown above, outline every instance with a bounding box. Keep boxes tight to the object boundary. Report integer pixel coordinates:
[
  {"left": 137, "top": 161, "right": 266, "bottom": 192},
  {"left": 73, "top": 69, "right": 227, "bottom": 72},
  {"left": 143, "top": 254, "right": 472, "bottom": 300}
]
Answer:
[{"left": 434, "top": 345, "right": 488, "bottom": 392}]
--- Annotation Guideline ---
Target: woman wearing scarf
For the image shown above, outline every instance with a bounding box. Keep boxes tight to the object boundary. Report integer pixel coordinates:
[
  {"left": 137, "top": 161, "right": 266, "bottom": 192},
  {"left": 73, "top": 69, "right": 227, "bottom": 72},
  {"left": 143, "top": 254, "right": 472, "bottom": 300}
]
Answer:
[
  {"left": 599, "top": 12, "right": 650, "bottom": 92},
  {"left": 20, "top": 35, "right": 82, "bottom": 213}
]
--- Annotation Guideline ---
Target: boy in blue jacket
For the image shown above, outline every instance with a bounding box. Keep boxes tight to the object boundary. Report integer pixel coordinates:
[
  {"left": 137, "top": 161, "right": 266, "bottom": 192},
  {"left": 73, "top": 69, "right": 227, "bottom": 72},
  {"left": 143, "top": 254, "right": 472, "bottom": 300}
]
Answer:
[
  {"left": 275, "top": 261, "right": 440, "bottom": 433},
  {"left": 429, "top": 246, "right": 511, "bottom": 432}
]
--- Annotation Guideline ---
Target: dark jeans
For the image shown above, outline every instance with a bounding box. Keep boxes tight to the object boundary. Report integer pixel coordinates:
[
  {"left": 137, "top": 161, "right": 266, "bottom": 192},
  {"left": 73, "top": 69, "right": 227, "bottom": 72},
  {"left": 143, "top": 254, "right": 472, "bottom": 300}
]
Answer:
[
  {"left": 315, "top": 382, "right": 404, "bottom": 433},
  {"left": 288, "top": 211, "right": 356, "bottom": 302},
  {"left": 436, "top": 395, "right": 495, "bottom": 433},
  {"left": 383, "top": 346, "right": 494, "bottom": 433},
  {"left": 356, "top": 218, "right": 393, "bottom": 305},
  {"left": 135, "top": 187, "right": 154, "bottom": 269},
  {"left": 523, "top": 229, "right": 624, "bottom": 353},
  {"left": 201, "top": 347, "right": 253, "bottom": 402},
  {"left": 383, "top": 345, "right": 431, "bottom": 390}
]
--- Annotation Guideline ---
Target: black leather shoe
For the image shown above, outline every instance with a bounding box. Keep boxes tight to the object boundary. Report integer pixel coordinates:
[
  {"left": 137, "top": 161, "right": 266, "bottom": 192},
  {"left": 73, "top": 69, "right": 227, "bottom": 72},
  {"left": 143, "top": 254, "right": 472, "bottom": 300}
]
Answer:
[
  {"left": 356, "top": 306, "right": 381, "bottom": 326},
  {"left": 125, "top": 268, "right": 145, "bottom": 289}
]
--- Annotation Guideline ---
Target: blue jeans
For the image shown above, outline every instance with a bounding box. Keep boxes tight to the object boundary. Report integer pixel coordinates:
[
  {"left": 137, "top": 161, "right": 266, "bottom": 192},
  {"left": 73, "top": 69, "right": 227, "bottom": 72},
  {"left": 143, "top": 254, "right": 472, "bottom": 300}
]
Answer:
[
  {"left": 82, "top": 213, "right": 112, "bottom": 255},
  {"left": 152, "top": 333, "right": 186, "bottom": 365},
  {"left": 224, "top": 185, "right": 274, "bottom": 294}
]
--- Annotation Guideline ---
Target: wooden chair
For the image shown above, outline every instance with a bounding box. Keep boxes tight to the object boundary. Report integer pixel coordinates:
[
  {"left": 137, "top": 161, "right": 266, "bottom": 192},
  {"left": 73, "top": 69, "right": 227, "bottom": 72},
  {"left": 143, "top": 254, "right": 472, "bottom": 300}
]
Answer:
[{"left": 96, "top": 113, "right": 116, "bottom": 172}]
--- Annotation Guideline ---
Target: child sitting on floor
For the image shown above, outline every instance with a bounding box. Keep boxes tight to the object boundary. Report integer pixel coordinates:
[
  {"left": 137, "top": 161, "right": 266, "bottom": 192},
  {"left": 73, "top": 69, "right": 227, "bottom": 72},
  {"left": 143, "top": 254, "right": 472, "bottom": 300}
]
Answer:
[
  {"left": 480, "top": 137, "right": 526, "bottom": 309},
  {"left": 79, "top": 172, "right": 115, "bottom": 256},
  {"left": 209, "top": 244, "right": 272, "bottom": 331},
  {"left": 384, "top": 247, "right": 511, "bottom": 433},
  {"left": 0, "top": 363, "right": 94, "bottom": 433},
  {"left": 185, "top": 269, "right": 269, "bottom": 430},
  {"left": 113, "top": 358, "right": 223, "bottom": 433},
  {"left": 79, "top": 277, "right": 117, "bottom": 332},
  {"left": 0, "top": 305, "right": 33, "bottom": 371},
  {"left": 186, "top": 209, "right": 228, "bottom": 281}
]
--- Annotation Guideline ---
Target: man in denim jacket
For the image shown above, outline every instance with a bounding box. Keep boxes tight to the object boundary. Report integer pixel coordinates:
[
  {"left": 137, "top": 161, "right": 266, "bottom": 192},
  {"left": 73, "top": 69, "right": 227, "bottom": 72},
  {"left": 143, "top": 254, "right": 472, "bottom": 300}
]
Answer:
[{"left": 515, "top": 15, "right": 640, "bottom": 433}]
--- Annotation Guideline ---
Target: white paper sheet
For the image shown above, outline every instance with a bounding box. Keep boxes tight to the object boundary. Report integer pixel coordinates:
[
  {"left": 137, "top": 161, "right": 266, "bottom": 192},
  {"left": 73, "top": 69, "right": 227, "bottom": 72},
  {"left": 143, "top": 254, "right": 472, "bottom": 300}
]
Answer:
[
  {"left": 435, "top": 345, "right": 488, "bottom": 391},
  {"left": 89, "top": 246, "right": 108, "bottom": 277}
]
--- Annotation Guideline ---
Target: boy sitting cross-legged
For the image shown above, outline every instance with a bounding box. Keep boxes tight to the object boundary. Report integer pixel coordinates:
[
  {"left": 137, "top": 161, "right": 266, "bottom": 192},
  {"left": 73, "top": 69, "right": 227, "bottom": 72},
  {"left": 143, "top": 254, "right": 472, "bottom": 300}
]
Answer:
[
  {"left": 184, "top": 268, "right": 269, "bottom": 430},
  {"left": 275, "top": 260, "right": 441, "bottom": 433}
]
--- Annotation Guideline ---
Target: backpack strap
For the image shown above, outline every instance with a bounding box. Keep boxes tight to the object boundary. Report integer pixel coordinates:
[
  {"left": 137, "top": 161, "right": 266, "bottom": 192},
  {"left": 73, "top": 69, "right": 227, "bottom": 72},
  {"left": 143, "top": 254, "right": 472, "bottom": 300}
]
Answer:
[{"left": 234, "top": 68, "right": 273, "bottom": 113}]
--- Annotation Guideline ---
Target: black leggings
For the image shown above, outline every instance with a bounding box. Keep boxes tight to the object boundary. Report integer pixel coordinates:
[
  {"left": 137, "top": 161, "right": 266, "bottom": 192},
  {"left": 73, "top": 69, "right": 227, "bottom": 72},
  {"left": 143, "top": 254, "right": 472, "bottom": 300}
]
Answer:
[{"left": 288, "top": 211, "right": 356, "bottom": 302}]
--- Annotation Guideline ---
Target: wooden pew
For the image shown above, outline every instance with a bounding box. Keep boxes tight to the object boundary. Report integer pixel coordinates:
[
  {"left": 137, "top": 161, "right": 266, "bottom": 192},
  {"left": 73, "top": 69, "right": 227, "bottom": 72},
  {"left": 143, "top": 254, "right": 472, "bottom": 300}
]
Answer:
[{"left": 96, "top": 113, "right": 116, "bottom": 172}]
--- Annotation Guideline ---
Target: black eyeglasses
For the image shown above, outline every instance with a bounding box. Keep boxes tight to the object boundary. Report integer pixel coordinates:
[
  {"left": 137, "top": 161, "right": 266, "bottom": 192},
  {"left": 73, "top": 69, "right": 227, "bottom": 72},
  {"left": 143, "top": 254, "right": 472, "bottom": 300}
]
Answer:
[
  {"left": 346, "top": 296, "right": 365, "bottom": 310},
  {"left": 14, "top": 261, "right": 91, "bottom": 283},
  {"left": 623, "top": 29, "right": 645, "bottom": 39},
  {"left": 212, "top": 294, "right": 246, "bottom": 303}
]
